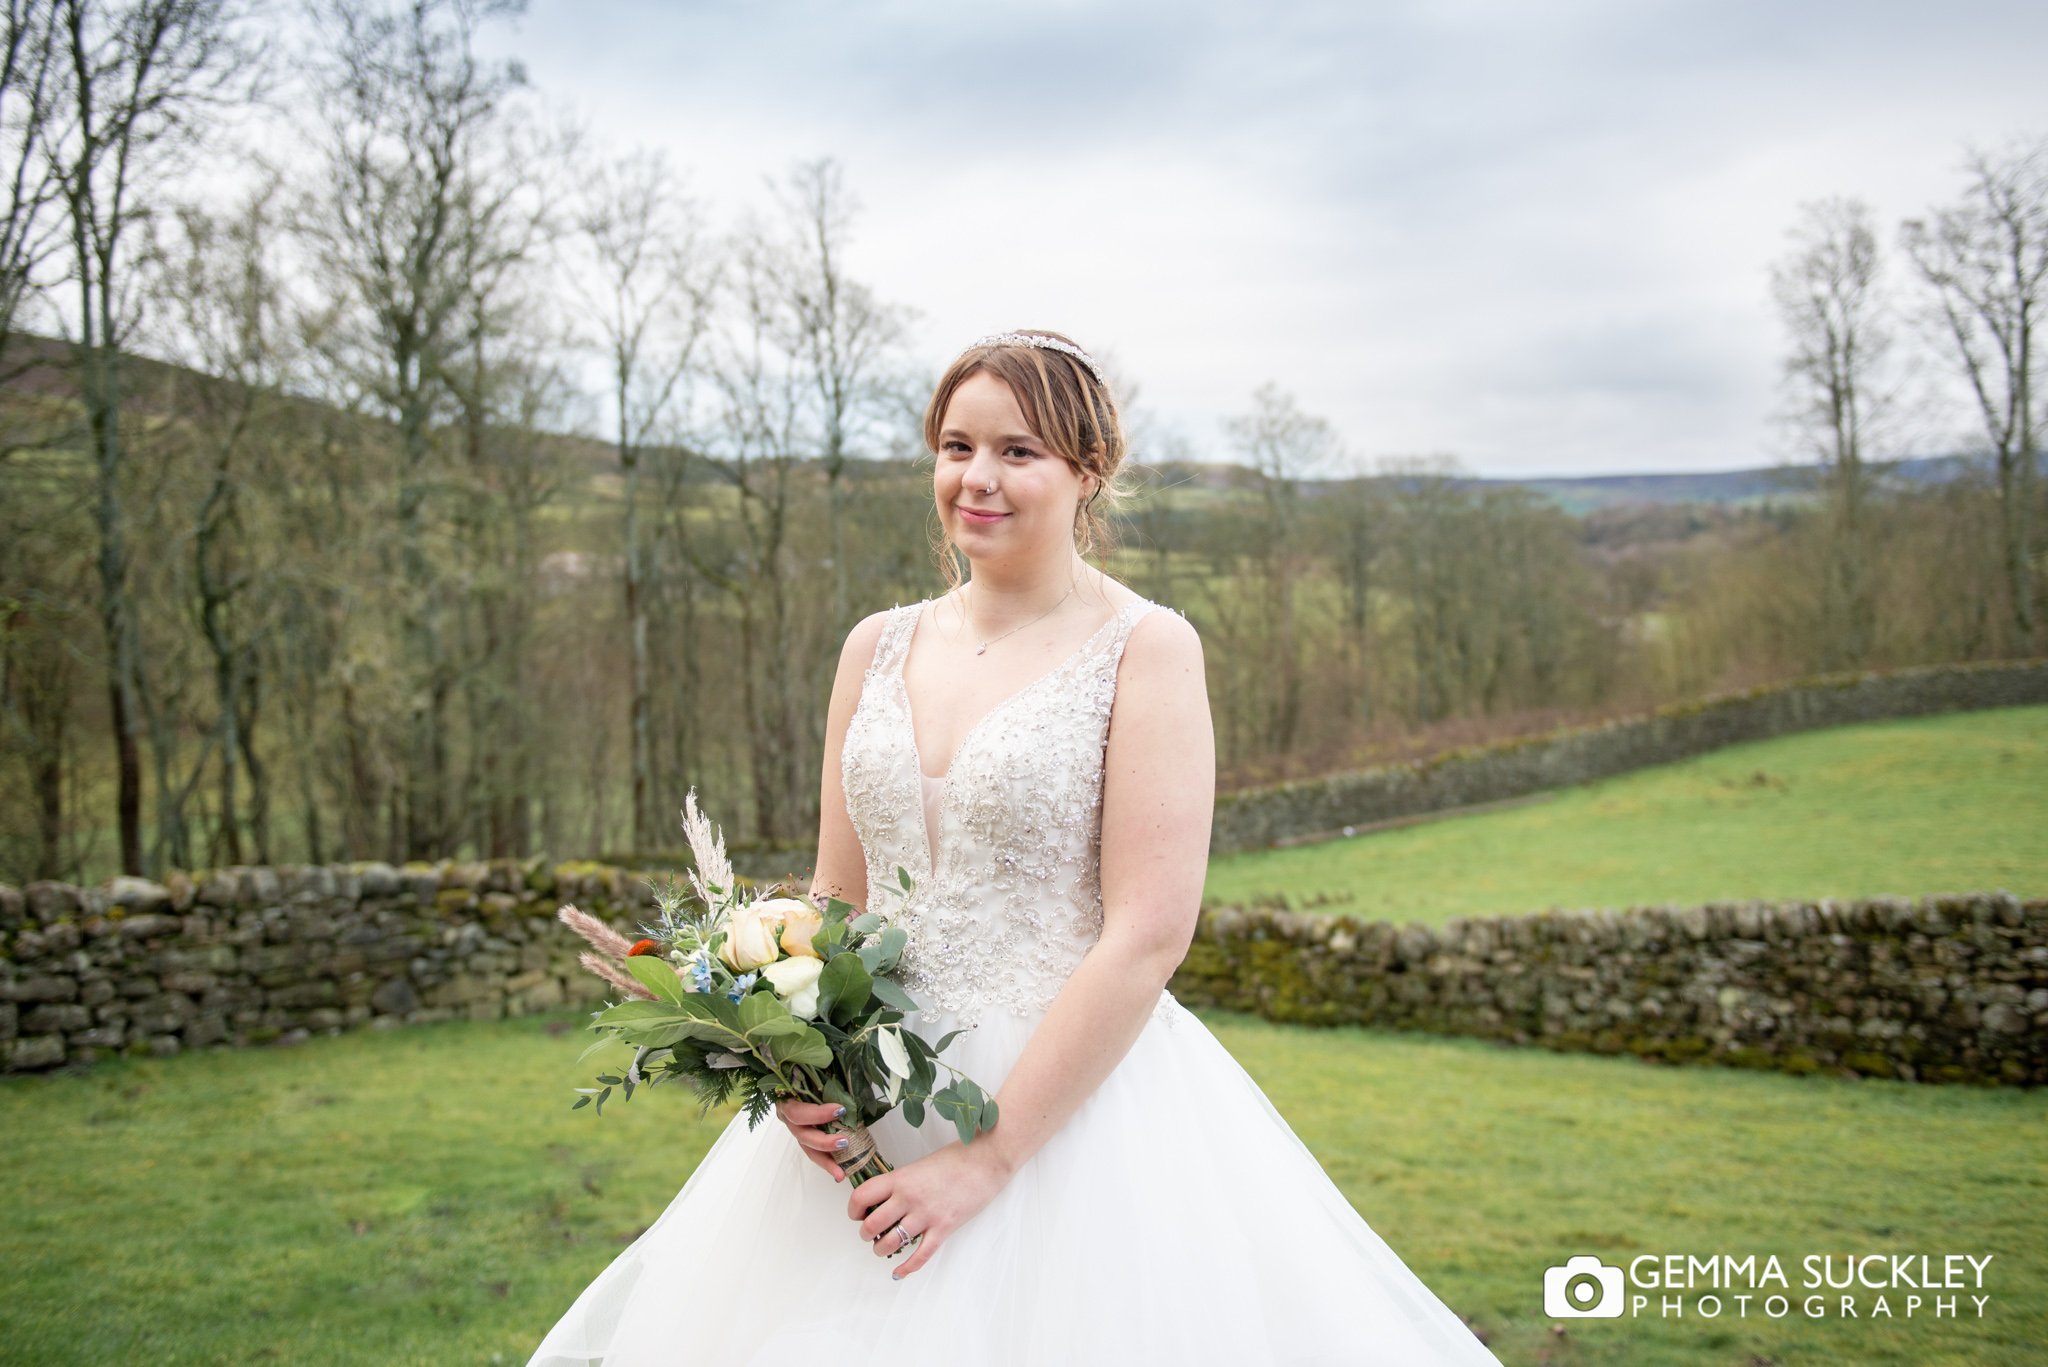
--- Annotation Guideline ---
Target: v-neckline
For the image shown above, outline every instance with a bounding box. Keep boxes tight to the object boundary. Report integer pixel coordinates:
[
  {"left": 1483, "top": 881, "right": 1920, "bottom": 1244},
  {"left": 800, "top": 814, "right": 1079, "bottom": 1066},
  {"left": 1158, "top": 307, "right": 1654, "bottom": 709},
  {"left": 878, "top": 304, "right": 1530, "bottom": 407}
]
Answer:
[
  {"left": 892, "top": 594, "right": 1130, "bottom": 786},
  {"left": 897, "top": 602, "right": 1146, "bottom": 889}
]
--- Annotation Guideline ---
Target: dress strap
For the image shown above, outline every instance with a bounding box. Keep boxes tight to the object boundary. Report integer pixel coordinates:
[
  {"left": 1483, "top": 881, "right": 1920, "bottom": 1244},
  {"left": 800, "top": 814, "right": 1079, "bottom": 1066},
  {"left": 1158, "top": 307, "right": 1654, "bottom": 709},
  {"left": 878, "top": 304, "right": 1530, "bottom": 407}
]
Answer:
[{"left": 867, "top": 599, "right": 923, "bottom": 677}]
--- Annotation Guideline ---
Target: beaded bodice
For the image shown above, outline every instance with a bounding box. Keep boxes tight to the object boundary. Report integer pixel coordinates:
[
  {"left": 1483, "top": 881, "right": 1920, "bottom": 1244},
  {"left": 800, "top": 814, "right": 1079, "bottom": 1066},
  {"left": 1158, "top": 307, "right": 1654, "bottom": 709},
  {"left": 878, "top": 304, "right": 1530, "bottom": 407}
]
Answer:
[{"left": 840, "top": 594, "right": 1185, "bottom": 1030}]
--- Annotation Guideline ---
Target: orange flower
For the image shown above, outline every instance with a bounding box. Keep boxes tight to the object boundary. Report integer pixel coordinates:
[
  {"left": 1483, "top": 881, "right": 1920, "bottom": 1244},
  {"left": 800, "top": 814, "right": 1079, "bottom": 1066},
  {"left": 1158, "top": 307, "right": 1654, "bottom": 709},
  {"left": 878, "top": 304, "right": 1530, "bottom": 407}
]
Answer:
[{"left": 626, "top": 939, "right": 659, "bottom": 957}]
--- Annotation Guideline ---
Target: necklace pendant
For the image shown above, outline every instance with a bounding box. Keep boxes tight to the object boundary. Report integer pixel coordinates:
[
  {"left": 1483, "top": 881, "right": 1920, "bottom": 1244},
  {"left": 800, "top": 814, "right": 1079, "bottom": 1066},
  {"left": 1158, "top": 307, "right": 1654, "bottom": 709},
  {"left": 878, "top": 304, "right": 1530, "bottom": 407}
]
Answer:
[{"left": 975, "top": 643, "right": 988, "bottom": 655}]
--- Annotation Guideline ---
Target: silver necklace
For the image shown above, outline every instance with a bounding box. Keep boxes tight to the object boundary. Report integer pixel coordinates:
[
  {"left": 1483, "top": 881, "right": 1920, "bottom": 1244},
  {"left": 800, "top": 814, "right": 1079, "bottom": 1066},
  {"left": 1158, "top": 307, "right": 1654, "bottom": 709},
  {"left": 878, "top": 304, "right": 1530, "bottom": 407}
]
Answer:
[{"left": 966, "top": 583, "right": 1075, "bottom": 655}]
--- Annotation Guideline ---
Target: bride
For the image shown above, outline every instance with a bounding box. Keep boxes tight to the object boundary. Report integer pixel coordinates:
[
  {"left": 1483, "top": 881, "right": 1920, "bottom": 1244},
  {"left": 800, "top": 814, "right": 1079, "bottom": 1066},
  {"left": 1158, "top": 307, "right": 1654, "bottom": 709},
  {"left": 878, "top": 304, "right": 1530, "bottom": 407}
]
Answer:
[{"left": 528, "top": 330, "right": 1504, "bottom": 1365}]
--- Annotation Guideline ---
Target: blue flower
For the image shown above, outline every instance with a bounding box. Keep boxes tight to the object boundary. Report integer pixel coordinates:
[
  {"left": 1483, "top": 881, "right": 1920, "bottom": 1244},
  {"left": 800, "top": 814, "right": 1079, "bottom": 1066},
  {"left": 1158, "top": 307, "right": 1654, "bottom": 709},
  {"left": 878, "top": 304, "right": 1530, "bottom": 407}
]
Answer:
[{"left": 727, "top": 970, "right": 759, "bottom": 1003}]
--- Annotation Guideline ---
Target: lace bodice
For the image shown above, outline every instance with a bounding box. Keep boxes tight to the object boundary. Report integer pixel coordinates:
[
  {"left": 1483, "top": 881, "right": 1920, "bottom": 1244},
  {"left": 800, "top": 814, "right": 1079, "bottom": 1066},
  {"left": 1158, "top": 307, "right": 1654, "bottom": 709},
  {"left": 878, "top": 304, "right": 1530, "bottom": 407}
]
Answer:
[{"left": 840, "top": 594, "right": 1186, "bottom": 1030}]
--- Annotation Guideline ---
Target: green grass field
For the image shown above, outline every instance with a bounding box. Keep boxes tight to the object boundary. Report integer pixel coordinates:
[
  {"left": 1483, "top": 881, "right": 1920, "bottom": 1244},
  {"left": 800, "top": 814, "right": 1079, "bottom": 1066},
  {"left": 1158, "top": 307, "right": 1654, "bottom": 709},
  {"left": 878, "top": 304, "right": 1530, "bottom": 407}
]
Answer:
[
  {"left": 0, "top": 1008, "right": 2040, "bottom": 1366},
  {"left": 1203, "top": 704, "right": 2048, "bottom": 925},
  {"left": 4, "top": 706, "right": 2043, "bottom": 1364}
]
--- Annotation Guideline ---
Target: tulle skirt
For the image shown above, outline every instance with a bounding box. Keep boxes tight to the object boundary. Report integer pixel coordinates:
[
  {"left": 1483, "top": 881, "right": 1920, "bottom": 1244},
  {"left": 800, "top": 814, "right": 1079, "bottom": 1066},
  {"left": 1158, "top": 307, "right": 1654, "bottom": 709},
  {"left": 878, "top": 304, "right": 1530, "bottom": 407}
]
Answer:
[{"left": 527, "top": 993, "right": 1502, "bottom": 1366}]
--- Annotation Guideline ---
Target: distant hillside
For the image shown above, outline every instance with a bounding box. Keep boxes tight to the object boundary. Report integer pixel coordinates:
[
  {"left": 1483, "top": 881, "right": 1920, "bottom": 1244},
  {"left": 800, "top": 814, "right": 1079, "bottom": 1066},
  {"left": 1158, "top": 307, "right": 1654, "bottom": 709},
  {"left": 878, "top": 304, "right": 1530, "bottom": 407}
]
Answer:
[
  {"left": 3, "top": 332, "right": 1981, "bottom": 515},
  {"left": 1466, "top": 455, "right": 1975, "bottom": 514},
  {"left": 1154, "top": 453, "right": 1979, "bottom": 515}
]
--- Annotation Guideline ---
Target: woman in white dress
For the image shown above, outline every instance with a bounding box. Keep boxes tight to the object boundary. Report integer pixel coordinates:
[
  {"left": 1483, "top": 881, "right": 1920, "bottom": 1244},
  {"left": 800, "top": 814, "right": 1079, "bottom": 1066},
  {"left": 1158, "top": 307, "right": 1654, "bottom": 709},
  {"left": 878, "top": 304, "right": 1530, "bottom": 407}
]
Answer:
[{"left": 528, "top": 330, "right": 1504, "bottom": 1365}]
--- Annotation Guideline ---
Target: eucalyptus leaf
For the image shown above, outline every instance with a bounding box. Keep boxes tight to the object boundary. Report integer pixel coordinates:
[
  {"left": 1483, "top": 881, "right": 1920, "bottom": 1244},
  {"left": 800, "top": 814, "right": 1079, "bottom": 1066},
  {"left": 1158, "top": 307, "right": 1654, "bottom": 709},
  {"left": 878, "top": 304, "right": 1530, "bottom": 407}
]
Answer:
[
  {"left": 818, "top": 952, "right": 872, "bottom": 1026},
  {"left": 596, "top": 999, "right": 684, "bottom": 1026},
  {"left": 622, "top": 954, "right": 686, "bottom": 1005},
  {"left": 777, "top": 1025, "right": 833, "bottom": 1068},
  {"left": 868, "top": 975, "right": 917, "bottom": 1012},
  {"left": 736, "top": 992, "right": 797, "bottom": 1035}
]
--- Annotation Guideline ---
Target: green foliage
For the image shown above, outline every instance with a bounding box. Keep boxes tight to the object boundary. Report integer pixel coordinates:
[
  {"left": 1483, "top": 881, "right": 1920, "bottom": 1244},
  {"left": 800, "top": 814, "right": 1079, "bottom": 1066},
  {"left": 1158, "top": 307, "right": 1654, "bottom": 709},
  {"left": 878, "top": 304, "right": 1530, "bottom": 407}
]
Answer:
[{"left": 570, "top": 879, "right": 990, "bottom": 1143}]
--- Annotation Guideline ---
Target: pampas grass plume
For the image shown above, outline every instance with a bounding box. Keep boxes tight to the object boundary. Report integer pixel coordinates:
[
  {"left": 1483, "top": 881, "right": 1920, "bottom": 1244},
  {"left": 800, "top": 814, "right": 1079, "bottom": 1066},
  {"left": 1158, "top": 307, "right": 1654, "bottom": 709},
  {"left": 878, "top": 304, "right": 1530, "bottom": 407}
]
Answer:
[{"left": 558, "top": 903, "right": 635, "bottom": 960}]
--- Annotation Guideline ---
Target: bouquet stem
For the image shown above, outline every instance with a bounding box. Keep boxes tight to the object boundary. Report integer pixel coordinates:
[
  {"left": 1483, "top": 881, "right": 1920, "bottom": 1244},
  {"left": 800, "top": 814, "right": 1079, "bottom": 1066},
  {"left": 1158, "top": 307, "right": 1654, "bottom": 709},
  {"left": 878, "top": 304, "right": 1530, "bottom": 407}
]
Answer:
[{"left": 830, "top": 1118, "right": 896, "bottom": 1189}]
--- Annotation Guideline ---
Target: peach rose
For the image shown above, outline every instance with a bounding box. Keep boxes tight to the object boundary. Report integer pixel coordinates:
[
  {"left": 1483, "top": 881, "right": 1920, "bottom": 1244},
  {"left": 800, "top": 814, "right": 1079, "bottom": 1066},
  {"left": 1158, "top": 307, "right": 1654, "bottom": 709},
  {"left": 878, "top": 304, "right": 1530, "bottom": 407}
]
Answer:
[{"left": 777, "top": 901, "right": 825, "bottom": 959}]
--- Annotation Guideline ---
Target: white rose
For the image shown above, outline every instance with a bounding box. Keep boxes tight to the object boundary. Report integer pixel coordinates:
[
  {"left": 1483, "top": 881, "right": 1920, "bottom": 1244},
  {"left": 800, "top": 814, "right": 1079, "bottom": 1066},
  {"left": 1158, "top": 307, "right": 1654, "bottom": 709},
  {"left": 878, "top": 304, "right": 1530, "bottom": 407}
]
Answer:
[{"left": 760, "top": 955, "right": 825, "bottom": 1020}]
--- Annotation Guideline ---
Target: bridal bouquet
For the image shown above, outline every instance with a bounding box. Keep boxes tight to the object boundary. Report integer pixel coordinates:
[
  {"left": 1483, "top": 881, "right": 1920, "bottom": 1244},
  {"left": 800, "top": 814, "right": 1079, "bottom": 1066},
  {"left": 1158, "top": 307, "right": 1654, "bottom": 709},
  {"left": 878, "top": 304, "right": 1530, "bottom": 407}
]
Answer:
[{"left": 556, "top": 790, "right": 997, "bottom": 1191}]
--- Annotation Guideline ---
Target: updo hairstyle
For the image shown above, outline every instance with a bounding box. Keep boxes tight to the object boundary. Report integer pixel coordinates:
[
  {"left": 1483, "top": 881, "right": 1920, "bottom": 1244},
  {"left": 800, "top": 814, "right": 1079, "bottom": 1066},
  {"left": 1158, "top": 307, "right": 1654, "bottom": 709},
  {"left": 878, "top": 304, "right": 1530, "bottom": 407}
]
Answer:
[{"left": 919, "top": 329, "right": 1131, "bottom": 589}]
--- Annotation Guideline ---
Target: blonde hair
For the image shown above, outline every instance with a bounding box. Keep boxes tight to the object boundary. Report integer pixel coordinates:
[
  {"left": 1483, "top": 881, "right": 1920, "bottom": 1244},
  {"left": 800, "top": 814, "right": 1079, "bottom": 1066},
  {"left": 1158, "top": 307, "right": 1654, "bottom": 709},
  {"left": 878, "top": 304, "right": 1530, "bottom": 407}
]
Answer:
[{"left": 920, "top": 329, "right": 1131, "bottom": 592}]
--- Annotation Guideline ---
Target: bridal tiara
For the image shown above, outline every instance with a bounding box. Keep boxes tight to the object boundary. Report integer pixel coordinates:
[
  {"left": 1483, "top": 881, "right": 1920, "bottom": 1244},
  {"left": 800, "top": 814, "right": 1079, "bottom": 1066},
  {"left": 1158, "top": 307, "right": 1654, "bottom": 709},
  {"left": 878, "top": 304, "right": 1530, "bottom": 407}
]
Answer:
[{"left": 964, "top": 331, "right": 1107, "bottom": 387}]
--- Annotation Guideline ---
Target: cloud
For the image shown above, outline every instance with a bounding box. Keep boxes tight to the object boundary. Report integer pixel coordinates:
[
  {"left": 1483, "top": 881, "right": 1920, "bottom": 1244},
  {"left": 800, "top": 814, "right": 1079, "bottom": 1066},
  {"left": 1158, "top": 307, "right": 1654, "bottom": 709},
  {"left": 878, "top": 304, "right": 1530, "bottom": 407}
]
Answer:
[{"left": 491, "top": 0, "right": 2048, "bottom": 476}]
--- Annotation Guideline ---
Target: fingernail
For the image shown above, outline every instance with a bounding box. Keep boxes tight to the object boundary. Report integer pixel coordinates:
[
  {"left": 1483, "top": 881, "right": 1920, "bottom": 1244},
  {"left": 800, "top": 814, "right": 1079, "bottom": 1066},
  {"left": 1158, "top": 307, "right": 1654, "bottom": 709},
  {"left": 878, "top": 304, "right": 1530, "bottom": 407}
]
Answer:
[
  {"left": 892, "top": 1268, "right": 903, "bottom": 1281},
  {"left": 834, "top": 1137, "right": 849, "bottom": 1149},
  {"left": 834, "top": 1105, "right": 846, "bottom": 1118}
]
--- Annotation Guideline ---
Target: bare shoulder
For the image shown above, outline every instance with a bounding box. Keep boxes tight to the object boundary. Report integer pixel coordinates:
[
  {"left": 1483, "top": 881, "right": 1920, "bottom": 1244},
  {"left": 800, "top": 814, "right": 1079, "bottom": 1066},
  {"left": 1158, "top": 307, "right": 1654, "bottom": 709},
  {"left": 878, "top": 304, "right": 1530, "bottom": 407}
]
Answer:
[
  {"left": 1121, "top": 599, "right": 1203, "bottom": 679},
  {"left": 838, "top": 606, "right": 896, "bottom": 672}
]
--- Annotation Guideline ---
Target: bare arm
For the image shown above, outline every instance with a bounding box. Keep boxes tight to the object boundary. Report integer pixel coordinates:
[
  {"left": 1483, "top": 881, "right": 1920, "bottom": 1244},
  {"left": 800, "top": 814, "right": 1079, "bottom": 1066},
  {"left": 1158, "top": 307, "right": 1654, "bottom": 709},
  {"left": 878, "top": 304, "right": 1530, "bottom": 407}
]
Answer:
[{"left": 968, "top": 608, "right": 1213, "bottom": 1180}]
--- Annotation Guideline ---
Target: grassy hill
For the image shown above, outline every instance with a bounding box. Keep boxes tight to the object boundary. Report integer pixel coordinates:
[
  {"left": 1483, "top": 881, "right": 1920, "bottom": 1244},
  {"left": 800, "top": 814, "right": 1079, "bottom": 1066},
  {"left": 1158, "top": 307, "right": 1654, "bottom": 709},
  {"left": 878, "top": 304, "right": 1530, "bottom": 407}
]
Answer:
[{"left": 1202, "top": 704, "right": 2048, "bottom": 925}]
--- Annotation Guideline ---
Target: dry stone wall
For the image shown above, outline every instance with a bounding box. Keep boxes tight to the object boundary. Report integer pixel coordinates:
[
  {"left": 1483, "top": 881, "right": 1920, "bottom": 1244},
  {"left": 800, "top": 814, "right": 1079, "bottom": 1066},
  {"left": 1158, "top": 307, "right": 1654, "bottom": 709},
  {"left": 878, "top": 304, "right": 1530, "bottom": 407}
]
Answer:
[
  {"left": 3, "top": 862, "right": 2042, "bottom": 1085},
  {"left": 0, "top": 861, "right": 650, "bottom": 1070},
  {"left": 1172, "top": 891, "right": 2048, "bottom": 1085}
]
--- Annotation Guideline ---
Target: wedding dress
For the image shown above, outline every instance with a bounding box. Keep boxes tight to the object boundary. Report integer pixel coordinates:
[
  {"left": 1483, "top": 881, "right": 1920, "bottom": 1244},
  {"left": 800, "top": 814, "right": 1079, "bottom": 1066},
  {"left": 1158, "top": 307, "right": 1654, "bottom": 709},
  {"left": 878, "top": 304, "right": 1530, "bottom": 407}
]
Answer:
[{"left": 528, "top": 594, "right": 1504, "bottom": 1366}]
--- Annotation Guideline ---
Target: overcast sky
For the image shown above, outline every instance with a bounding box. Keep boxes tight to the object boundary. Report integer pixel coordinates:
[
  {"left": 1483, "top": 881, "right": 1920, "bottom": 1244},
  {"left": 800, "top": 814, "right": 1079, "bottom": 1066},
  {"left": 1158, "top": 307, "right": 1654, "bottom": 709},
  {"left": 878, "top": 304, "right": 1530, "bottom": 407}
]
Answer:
[{"left": 480, "top": 0, "right": 2046, "bottom": 478}]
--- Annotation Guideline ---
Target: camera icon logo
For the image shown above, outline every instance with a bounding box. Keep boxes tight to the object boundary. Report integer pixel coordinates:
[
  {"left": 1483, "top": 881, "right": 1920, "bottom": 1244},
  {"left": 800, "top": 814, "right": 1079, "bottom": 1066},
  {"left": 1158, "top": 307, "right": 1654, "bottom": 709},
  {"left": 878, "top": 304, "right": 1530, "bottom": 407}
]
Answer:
[{"left": 1544, "top": 1255, "right": 1625, "bottom": 1318}]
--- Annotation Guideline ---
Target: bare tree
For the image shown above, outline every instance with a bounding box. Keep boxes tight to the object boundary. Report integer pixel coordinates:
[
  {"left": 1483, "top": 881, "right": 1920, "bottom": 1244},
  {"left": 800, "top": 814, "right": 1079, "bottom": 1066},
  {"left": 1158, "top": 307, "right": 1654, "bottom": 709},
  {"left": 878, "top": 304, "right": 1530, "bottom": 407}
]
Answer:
[
  {"left": 1772, "top": 196, "right": 1889, "bottom": 668},
  {"left": 1221, "top": 382, "right": 1338, "bottom": 754},
  {"left": 1325, "top": 446, "right": 1382, "bottom": 725},
  {"left": 690, "top": 231, "right": 812, "bottom": 843},
  {"left": 142, "top": 175, "right": 302, "bottom": 865},
  {"left": 0, "top": 0, "right": 62, "bottom": 381},
  {"left": 573, "top": 146, "right": 715, "bottom": 852},
  {"left": 1903, "top": 136, "right": 2048, "bottom": 646},
  {"left": 42, "top": 0, "right": 256, "bottom": 874},
  {"left": 296, "top": 0, "right": 539, "bottom": 859},
  {"left": 757, "top": 156, "right": 913, "bottom": 636}
]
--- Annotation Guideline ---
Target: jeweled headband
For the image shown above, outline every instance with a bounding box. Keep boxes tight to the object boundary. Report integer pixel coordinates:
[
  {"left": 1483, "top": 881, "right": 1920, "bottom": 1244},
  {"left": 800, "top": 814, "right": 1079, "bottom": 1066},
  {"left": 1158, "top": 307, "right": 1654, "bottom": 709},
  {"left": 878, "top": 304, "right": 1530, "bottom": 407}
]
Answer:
[{"left": 964, "top": 331, "right": 1107, "bottom": 387}]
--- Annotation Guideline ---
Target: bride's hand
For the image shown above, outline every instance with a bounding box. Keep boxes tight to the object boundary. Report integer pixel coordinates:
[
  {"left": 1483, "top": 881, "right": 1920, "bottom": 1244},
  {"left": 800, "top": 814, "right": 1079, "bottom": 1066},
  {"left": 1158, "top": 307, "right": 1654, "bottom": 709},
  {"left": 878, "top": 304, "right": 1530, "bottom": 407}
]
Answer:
[
  {"left": 773, "top": 1097, "right": 849, "bottom": 1182},
  {"left": 847, "top": 1140, "right": 1009, "bottom": 1281}
]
